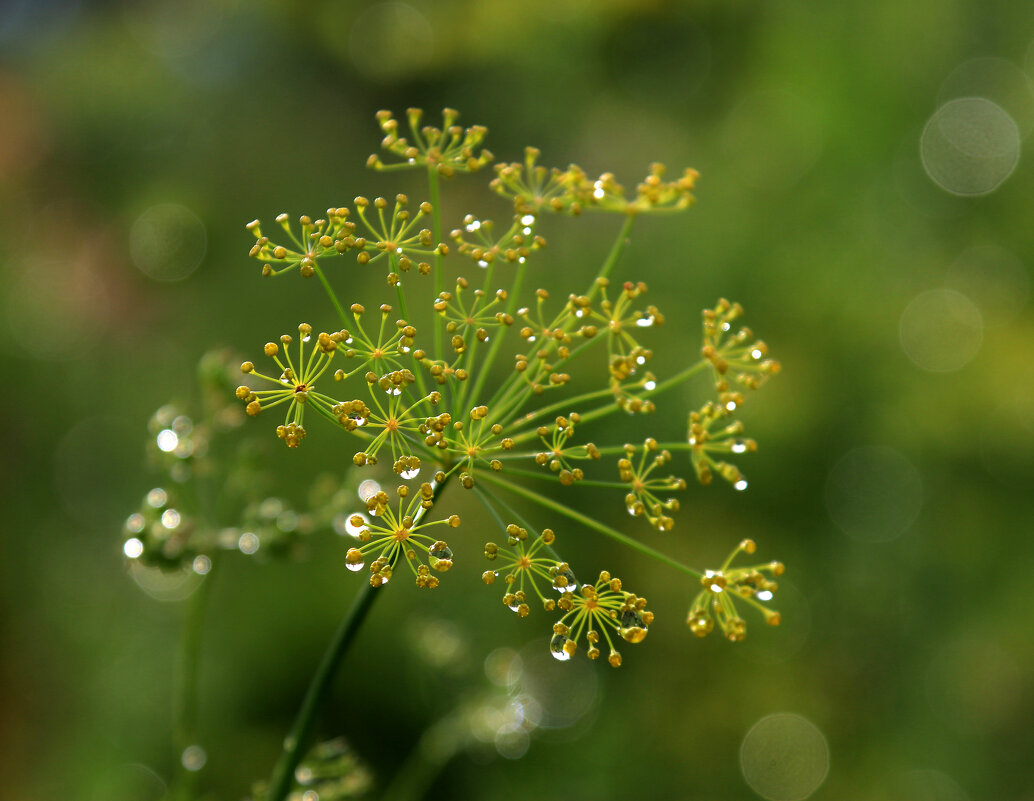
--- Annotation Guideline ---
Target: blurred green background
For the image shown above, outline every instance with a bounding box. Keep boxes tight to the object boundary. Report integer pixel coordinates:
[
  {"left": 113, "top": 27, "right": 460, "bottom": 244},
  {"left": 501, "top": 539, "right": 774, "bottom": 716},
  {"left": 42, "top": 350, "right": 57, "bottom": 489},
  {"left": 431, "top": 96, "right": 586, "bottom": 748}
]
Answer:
[{"left": 3, "top": 0, "right": 1033, "bottom": 799}]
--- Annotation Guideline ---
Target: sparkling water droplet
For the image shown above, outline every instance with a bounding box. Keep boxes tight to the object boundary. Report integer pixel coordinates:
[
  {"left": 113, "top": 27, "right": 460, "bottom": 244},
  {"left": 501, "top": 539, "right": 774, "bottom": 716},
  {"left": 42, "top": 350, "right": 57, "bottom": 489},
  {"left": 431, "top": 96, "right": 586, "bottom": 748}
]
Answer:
[
  {"left": 644, "top": 380, "right": 657, "bottom": 391},
  {"left": 357, "top": 479, "right": 380, "bottom": 501},
  {"left": 550, "top": 634, "right": 572, "bottom": 661},
  {"left": 345, "top": 561, "right": 365, "bottom": 572},
  {"left": 147, "top": 487, "right": 167, "bottom": 508},
  {"left": 721, "top": 321, "right": 731, "bottom": 331},
  {"left": 125, "top": 513, "right": 145, "bottom": 533},
  {"left": 751, "top": 348, "right": 763, "bottom": 360},
  {"left": 401, "top": 467, "right": 420, "bottom": 479},
  {"left": 554, "top": 566, "right": 577, "bottom": 593},
  {"left": 636, "top": 355, "right": 646, "bottom": 365},
  {"left": 301, "top": 333, "right": 311, "bottom": 342},
  {"left": 732, "top": 439, "right": 748, "bottom": 454},
  {"left": 726, "top": 400, "right": 737, "bottom": 411},
  {"left": 734, "top": 478, "right": 749, "bottom": 491},
  {"left": 161, "top": 508, "right": 181, "bottom": 529},
  {"left": 353, "top": 416, "right": 366, "bottom": 426},
  {"left": 156, "top": 429, "right": 178, "bottom": 452},
  {"left": 238, "top": 531, "right": 260, "bottom": 554},
  {"left": 123, "top": 537, "right": 144, "bottom": 558},
  {"left": 756, "top": 589, "right": 773, "bottom": 602},
  {"left": 518, "top": 256, "right": 526, "bottom": 264},
  {"left": 636, "top": 317, "right": 654, "bottom": 327},
  {"left": 477, "top": 259, "right": 489, "bottom": 268},
  {"left": 521, "top": 214, "right": 535, "bottom": 226},
  {"left": 386, "top": 387, "right": 401, "bottom": 396},
  {"left": 466, "top": 219, "right": 481, "bottom": 232}
]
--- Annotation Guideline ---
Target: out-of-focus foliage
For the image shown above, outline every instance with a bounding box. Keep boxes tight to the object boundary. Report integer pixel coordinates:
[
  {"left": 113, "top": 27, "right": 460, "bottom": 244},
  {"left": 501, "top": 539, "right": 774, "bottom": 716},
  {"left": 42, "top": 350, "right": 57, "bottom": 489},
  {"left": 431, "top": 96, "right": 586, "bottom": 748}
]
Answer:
[{"left": 2, "top": 1, "right": 1032, "bottom": 799}]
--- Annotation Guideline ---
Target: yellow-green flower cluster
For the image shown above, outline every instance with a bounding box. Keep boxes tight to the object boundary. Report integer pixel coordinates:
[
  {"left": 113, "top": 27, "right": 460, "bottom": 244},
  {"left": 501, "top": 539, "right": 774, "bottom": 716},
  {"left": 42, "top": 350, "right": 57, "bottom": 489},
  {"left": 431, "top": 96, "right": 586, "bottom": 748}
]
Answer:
[
  {"left": 550, "top": 571, "right": 653, "bottom": 668},
  {"left": 687, "top": 539, "right": 783, "bottom": 641},
  {"left": 481, "top": 525, "right": 575, "bottom": 615},
  {"left": 368, "top": 108, "right": 493, "bottom": 175}
]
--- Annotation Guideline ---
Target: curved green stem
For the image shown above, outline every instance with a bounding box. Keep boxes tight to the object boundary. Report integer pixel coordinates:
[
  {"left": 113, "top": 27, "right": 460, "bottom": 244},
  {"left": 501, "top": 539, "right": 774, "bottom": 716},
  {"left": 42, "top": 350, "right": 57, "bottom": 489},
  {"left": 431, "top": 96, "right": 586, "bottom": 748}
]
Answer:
[
  {"left": 313, "top": 262, "right": 349, "bottom": 327},
  {"left": 428, "top": 167, "right": 444, "bottom": 359},
  {"left": 169, "top": 566, "right": 217, "bottom": 801},
  {"left": 587, "top": 213, "right": 635, "bottom": 299},
  {"left": 264, "top": 473, "right": 452, "bottom": 801},
  {"left": 477, "top": 472, "right": 700, "bottom": 579}
]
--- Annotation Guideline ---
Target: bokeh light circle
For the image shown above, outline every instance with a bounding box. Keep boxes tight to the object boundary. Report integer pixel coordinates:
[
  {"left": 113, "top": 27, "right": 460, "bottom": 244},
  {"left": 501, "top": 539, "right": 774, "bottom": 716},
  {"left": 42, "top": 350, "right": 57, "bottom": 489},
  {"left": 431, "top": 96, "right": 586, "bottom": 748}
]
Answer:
[
  {"left": 938, "top": 58, "right": 1034, "bottom": 135},
  {"left": 740, "top": 713, "right": 829, "bottom": 801},
  {"left": 899, "top": 289, "right": 983, "bottom": 372},
  {"left": 129, "top": 202, "right": 207, "bottom": 281},
  {"left": 920, "top": 98, "right": 1020, "bottom": 196},
  {"left": 826, "top": 446, "right": 923, "bottom": 542}
]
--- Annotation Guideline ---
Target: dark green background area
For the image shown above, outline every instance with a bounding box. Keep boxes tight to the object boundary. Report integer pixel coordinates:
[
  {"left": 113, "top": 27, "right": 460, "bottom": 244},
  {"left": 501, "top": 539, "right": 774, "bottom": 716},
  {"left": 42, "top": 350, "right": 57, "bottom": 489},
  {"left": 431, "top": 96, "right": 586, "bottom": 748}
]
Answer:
[{"left": 2, "top": 1, "right": 1032, "bottom": 799}]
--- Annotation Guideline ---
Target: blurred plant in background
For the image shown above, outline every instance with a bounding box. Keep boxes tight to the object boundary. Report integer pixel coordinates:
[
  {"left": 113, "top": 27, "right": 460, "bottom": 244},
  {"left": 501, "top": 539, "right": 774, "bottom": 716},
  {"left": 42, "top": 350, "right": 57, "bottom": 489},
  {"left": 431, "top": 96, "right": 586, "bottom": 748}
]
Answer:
[{"left": 119, "top": 108, "right": 784, "bottom": 800}]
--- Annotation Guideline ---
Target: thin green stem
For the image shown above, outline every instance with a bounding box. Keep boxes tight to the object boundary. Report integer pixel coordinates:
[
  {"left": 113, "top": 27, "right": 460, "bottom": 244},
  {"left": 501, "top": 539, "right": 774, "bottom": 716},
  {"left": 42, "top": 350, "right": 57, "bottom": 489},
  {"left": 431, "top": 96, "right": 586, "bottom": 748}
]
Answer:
[
  {"left": 264, "top": 473, "right": 452, "bottom": 801},
  {"left": 428, "top": 167, "right": 444, "bottom": 360},
  {"left": 587, "top": 213, "right": 635, "bottom": 299},
  {"left": 477, "top": 472, "right": 700, "bottom": 579},
  {"left": 169, "top": 565, "right": 217, "bottom": 801},
  {"left": 468, "top": 257, "right": 528, "bottom": 407},
  {"left": 313, "top": 262, "right": 349, "bottom": 327}
]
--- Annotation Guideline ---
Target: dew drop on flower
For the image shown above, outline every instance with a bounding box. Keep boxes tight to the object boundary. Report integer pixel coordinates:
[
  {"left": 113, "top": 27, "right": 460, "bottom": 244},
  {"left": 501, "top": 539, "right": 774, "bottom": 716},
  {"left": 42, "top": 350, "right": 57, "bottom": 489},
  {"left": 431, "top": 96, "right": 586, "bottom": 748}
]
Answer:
[
  {"left": 123, "top": 537, "right": 144, "bottom": 558},
  {"left": 147, "top": 487, "right": 168, "bottom": 508},
  {"left": 521, "top": 214, "right": 535, "bottom": 226},
  {"left": 726, "top": 400, "right": 738, "bottom": 411},
  {"left": 721, "top": 321, "right": 731, "bottom": 331},
  {"left": 156, "top": 429, "right": 179, "bottom": 452},
  {"left": 345, "top": 561, "right": 365, "bottom": 573},
  {"left": 238, "top": 531, "right": 260, "bottom": 554},
  {"left": 358, "top": 479, "right": 381, "bottom": 501},
  {"left": 353, "top": 417, "right": 366, "bottom": 427},
  {"left": 161, "top": 508, "right": 181, "bottom": 529},
  {"left": 477, "top": 260, "right": 489, "bottom": 269},
  {"left": 549, "top": 634, "right": 573, "bottom": 661},
  {"left": 644, "top": 380, "right": 657, "bottom": 390},
  {"left": 125, "top": 513, "right": 145, "bottom": 533},
  {"left": 734, "top": 478, "right": 749, "bottom": 491},
  {"left": 636, "top": 317, "right": 654, "bottom": 327},
  {"left": 636, "top": 355, "right": 646, "bottom": 365},
  {"left": 301, "top": 333, "right": 311, "bottom": 342},
  {"left": 554, "top": 566, "right": 577, "bottom": 593},
  {"left": 757, "top": 589, "right": 773, "bottom": 602},
  {"left": 751, "top": 348, "right": 763, "bottom": 360},
  {"left": 401, "top": 467, "right": 420, "bottom": 480},
  {"left": 732, "top": 439, "right": 748, "bottom": 454},
  {"left": 518, "top": 256, "right": 526, "bottom": 264},
  {"left": 466, "top": 219, "right": 481, "bottom": 232}
]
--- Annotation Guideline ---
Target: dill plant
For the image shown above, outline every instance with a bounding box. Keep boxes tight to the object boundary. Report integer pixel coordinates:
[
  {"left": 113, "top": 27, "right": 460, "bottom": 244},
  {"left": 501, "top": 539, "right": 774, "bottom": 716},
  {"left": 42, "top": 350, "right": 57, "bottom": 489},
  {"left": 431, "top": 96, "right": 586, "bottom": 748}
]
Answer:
[{"left": 122, "top": 108, "right": 785, "bottom": 801}]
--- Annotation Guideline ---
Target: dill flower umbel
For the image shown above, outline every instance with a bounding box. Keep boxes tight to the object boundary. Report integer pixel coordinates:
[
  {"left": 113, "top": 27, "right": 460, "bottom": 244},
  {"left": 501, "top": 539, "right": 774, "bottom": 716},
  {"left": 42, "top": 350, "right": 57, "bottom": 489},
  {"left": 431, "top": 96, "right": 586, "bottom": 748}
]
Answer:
[{"left": 235, "top": 107, "right": 786, "bottom": 667}]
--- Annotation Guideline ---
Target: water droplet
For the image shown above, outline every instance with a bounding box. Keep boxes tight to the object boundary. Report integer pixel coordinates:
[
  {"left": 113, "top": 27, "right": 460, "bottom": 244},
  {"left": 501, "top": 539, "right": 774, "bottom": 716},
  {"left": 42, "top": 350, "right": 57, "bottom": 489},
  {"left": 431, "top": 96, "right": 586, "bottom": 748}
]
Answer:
[
  {"left": 345, "top": 561, "right": 365, "bottom": 572},
  {"left": 726, "top": 401, "right": 738, "bottom": 411},
  {"left": 619, "top": 609, "right": 648, "bottom": 643},
  {"left": 401, "top": 467, "right": 420, "bottom": 480},
  {"left": 635, "top": 317, "right": 654, "bottom": 327},
  {"left": 721, "top": 321, "right": 731, "bottom": 331},
  {"left": 734, "top": 479, "right": 748, "bottom": 491},
  {"left": 161, "top": 508, "right": 181, "bottom": 529},
  {"left": 353, "top": 416, "right": 366, "bottom": 426},
  {"left": 521, "top": 214, "right": 535, "bottom": 226},
  {"left": 756, "top": 589, "right": 774, "bottom": 602},
  {"left": 147, "top": 487, "right": 167, "bottom": 508},
  {"left": 554, "top": 566, "right": 577, "bottom": 593},
  {"left": 358, "top": 479, "right": 381, "bottom": 501},
  {"left": 636, "top": 355, "right": 646, "bottom": 365},
  {"left": 180, "top": 744, "right": 207, "bottom": 772},
  {"left": 732, "top": 439, "right": 748, "bottom": 454},
  {"left": 123, "top": 538, "right": 144, "bottom": 559},
  {"left": 751, "top": 348, "right": 763, "bottom": 360},
  {"left": 125, "top": 513, "right": 145, "bottom": 533},
  {"left": 428, "top": 542, "right": 454, "bottom": 571},
  {"left": 644, "top": 380, "right": 657, "bottom": 391},
  {"left": 386, "top": 387, "right": 401, "bottom": 395},
  {"left": 477, "top": 259, "right": 489, "bottom": 269},
  {"left": 156, "top": 429, "right": 178, "bottom": 452},
  {"left": 238, "top": 531, "right": 260, "bottom": 554},
  {"left": 192, "top": 555, "right": 212, "bottom": 575},
  {"left": 518, "top": 256, "right": 526, "bottom": 264},
  {"left": 339, "top": 512, "right": 367, "bottom": 538},
  {"left": 301, "top": 333, "right": 311, "bottom": 342},
  {"left": 549, "top": 634, "right": 572, "bottom": 661},
  {"left": 466, "top": 219, "right": 482, "bottom": 232}
]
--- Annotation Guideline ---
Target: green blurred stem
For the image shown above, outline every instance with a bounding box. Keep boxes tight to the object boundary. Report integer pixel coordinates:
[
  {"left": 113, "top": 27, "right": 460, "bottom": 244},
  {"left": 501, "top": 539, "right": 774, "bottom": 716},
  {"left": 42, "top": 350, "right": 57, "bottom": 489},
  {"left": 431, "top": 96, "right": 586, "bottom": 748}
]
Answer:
[
  {"left": 264, "top": 472, "right": 452, "bottom": 801},
  {"left": 428, "top": 167, "right": 444, "bottom": 359},
  {"left": 587, "top": 213, "right": 635, "bottom": 298},
  {"left": 477, "top": 472, "right": 700, "bottom": 579},
  {"left": 170, "top": 564, "right": 217, "bottom": 801},
  {"left": 313, "top": 262, "right": 349, "bottom": 327}
]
